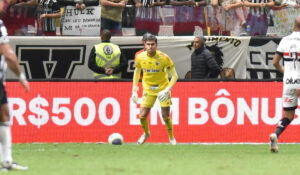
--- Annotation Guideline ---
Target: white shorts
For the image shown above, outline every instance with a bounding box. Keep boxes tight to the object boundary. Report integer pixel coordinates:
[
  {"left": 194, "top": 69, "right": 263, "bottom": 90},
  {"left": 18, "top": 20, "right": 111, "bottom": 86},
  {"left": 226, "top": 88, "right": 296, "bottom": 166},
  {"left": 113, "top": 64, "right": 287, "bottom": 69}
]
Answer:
[
  {"left": 0, "top": 20, "right": 9, "bottom": 44},
  {"left": 282, "top": 87, "right": 298, "bottom": 110}
]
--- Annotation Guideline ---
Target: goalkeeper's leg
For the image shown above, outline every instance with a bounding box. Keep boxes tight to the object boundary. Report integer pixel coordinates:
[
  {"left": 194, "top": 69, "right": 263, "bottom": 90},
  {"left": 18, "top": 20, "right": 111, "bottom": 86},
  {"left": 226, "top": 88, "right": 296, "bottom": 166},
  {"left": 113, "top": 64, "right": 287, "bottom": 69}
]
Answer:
[
  {"left": 140, "top": 116, "right": 150, "bottom": 136},
  {"left": 137, "top": 107, "right": 151, "bottom": 144},
  {"left": 162, "top": 107, "right": 176, "bottom": 145}
]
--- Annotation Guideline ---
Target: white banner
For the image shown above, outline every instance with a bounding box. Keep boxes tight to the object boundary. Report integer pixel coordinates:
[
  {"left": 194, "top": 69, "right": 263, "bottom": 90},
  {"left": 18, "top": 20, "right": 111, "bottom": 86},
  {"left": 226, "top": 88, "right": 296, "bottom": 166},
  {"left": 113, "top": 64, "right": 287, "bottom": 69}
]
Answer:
[
  {"left": 61, "top": 6, "right": 101, "bottom": 36},
  {"left": 8, "top": 36, "right": 249, "bottom": 79},
  {"left": 149, "top": 36, "right": 250, "bottom": 79},
  {"left": 246, "top": 38, "right": 282, "bottom": 79},
  {"left": 205, "top": 36, "right": 250, "bottom": 79}
]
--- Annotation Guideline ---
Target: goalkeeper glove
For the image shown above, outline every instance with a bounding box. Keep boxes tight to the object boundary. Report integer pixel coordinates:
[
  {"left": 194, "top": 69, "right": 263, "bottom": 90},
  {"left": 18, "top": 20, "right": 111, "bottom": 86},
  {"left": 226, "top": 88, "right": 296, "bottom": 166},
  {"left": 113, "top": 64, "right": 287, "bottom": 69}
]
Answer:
[
  {"left": 131, "top": 86, "right": 139, "bottom": 104},
  {"left": 158, "top": 86, "right": 171, "bottom": 102}
]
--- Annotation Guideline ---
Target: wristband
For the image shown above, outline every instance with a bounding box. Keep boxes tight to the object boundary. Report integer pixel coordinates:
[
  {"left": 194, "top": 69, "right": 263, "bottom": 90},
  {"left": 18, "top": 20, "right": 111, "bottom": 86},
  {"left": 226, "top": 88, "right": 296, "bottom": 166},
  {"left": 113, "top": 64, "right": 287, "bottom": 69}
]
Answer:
[
  {"left": 132, "top": 86, "right": 138, "bottom": 92},
  {"left": 165, "top": 86, "right": 171, "bottom": 92},
  {"left": 19, "top": 73, "right": 26, "bottom": 81}
]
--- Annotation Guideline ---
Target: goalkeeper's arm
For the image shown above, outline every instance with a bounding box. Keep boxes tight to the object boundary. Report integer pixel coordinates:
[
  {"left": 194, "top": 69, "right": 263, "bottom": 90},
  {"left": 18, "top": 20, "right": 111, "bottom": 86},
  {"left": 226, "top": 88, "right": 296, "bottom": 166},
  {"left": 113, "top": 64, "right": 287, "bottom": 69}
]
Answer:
[
  {"left": 167, "top": 67, "right": 178, "bottom": 89},
  {"left": 131, "top": 67, "right": 141, "bottom": 104},
  {"left": 133, "top": 67, "right": 141, "bottom": 88}
]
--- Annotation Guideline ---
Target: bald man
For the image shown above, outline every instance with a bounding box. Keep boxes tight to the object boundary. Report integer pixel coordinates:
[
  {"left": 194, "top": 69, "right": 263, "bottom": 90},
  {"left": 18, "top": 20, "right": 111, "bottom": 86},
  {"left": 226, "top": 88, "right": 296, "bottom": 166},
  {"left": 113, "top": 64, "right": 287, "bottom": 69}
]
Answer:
[{"left": 270, "top": 16, "right": 300, "bottom": 153}]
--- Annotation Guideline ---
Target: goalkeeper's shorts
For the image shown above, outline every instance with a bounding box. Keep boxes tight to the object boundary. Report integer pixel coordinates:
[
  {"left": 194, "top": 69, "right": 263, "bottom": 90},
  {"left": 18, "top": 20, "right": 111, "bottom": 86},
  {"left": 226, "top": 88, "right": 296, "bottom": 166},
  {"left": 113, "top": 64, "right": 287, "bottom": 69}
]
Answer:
[{"left": 141, "top": 90, "right": 172, "bottom": 108}]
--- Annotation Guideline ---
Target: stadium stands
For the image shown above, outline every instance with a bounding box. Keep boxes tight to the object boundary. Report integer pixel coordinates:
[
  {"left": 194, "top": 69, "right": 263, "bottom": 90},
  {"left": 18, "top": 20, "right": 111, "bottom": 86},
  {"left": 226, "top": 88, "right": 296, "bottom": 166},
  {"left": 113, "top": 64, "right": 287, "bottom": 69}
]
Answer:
[{"left": 2, "top": 1, "right": 299, "bottom": 37}]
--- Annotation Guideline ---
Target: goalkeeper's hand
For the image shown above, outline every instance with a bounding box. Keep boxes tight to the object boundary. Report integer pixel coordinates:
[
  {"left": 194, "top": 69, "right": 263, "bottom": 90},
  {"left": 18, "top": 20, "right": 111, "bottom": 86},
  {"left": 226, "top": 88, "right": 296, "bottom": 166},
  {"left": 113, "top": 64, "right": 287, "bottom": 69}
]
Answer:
[
  {"left": 158, "top": 86, "right": 171, "bottom": 102},
  {"left": 131, "top": 86, "right": 139, "bottom": 104}
]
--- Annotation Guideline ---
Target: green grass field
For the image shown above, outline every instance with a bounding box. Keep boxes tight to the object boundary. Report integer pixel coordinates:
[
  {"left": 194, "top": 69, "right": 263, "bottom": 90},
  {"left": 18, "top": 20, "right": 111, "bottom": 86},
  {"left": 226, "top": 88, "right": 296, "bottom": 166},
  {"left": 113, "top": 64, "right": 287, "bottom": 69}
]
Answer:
[{"left": 9, "top": 143, "right": 300, "bottom": 175}]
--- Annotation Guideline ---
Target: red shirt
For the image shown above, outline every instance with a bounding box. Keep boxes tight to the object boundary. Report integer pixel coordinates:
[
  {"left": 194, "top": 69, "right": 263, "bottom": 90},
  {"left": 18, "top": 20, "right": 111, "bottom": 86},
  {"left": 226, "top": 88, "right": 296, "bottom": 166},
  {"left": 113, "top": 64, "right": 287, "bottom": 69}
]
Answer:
[{"left": 2, "top": 0, "right": 37, "bottom": 35}]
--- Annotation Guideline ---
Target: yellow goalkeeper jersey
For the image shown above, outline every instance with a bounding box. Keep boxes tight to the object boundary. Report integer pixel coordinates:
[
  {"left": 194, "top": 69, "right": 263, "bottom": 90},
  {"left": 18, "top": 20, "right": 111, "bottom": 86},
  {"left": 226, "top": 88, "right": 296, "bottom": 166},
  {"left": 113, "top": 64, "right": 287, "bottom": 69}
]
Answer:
[{"left": 135, "top": 50, "right": 175, "bottom": 95}]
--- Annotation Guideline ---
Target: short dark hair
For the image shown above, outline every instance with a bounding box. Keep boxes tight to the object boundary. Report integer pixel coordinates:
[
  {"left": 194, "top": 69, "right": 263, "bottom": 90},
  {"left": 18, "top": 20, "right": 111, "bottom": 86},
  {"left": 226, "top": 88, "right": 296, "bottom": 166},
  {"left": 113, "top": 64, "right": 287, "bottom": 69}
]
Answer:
[
  {"left": 143, "top": 34, "right": 157, "bottom": 43},
  {"left": 195, "top": 36, "right": 205, "bottom": 44},
  {"left": 142, "top": 33, "right": 153, "bottom": 41},
  {"left": 101, "top": 29, "right": 111, "bottom": 42}
]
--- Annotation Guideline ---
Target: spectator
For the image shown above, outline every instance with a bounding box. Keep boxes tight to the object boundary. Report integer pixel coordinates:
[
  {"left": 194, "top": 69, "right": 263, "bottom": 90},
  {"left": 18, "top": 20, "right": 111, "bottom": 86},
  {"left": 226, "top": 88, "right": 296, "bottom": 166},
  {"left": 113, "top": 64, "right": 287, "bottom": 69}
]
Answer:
[
  {"left": 74, "top": 0, "right": 86, "bottom": 10},
  {"left": 1, "top": 0, "right": 38, "bottom": 36},
  {"left": 222, "top": 0, "right": 248, "bottom": 28},
  {"left": 15, "top": 0, "right": 62, "bottom": 36},
  {"left": 100, "top": 0, "right": 128, "bottom": 36},
  {"left": 207, "top": 1, "right": 234, "bottom": 36},
  {"left": 170, "top": 0, "right": 207, "bottom": 36},
  {"left": 122, "top": 0, "right": 136, "bottom": 28},
  {"left": 134, "top": 0, "right": 166, "bottom": 35},
  {"left": 190, "top": 36, "right": 221, "bottom": 79},
  {"left": 277, "top": 0, "right": 300, "bottom": 7},
  {"left": 38, "top": 0, "right": 61, "bottom": 36},
  {"left": 211, "top": 0, "right": 220, "bottom": 25},
  {"left": 19, "top": 0, "right": 100, "bottom": 36},
  {"left": 88, "top": 29, "right": 128, "bottom": 79},
  {"left": 244, "top": 0, "right": 274, "bottom": 36}
]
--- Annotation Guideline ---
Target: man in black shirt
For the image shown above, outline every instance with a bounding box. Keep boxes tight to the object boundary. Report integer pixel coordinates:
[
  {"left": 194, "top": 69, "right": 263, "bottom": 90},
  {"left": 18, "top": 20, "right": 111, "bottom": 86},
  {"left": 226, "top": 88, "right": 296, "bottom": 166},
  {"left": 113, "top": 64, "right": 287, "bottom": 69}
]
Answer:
[{"left": 191, "top": 36, "right": 220, "bottom": 79}]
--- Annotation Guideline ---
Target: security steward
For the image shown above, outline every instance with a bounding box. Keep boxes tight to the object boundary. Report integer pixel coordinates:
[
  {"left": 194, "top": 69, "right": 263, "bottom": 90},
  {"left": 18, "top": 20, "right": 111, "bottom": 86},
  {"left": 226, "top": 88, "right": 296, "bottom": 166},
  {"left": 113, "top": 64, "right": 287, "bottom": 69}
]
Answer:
[{"left": 88, "top": 29, "right": 127, "bottom": 79}]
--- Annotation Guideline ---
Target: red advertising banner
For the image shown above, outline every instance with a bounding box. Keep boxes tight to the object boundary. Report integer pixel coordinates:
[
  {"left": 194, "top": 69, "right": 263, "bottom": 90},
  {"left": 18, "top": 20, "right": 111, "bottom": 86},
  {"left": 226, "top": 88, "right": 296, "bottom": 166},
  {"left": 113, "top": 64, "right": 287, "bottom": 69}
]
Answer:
[{"left": 5, "top": 81, "right": 299, "bottom": 143}]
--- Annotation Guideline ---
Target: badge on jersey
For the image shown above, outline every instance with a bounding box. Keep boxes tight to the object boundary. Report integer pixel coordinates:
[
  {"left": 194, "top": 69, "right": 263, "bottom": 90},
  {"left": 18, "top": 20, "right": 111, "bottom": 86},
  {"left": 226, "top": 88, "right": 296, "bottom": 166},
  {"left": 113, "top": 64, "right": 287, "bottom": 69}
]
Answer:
[
  {"left": 150, "top": 85, "right": 159, "bottom": 90},
  {"left": 103, "top": 45, "right": 113, "bottom": 55}
]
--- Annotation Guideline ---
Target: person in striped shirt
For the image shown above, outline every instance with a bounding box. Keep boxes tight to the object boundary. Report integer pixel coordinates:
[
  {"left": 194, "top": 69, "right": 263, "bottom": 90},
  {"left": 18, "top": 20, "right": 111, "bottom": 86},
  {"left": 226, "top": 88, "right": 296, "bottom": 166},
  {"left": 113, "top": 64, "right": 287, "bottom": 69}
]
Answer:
[{"left": 244, "top": 0, "right": 274, "bottom": 36}]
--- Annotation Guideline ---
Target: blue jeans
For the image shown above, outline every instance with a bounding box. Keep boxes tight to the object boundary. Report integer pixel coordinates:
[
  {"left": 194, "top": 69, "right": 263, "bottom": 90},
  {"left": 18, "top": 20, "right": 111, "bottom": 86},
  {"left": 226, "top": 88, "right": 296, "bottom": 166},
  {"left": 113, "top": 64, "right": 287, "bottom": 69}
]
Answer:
[{"left": 101, "top": 18, "right": 122, "bottom": 36}]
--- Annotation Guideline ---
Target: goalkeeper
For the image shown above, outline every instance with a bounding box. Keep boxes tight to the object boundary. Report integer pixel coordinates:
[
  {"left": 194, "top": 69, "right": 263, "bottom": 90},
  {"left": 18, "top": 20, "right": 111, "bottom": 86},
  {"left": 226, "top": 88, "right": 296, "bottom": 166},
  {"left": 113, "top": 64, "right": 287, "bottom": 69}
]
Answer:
[{"left": 131, "top": 34, "right": 178, "bottom": 145}]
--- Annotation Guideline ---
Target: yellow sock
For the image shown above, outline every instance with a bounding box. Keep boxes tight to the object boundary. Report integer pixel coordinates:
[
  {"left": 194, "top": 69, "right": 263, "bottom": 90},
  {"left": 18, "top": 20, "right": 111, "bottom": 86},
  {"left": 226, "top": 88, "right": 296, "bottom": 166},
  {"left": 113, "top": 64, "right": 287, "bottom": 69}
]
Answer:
[
  {"left": 163, "top": 117, "right": 174, "bottom": 139},
  {"left": 140, "top": 116, "right": 150, "bottom": 135}
]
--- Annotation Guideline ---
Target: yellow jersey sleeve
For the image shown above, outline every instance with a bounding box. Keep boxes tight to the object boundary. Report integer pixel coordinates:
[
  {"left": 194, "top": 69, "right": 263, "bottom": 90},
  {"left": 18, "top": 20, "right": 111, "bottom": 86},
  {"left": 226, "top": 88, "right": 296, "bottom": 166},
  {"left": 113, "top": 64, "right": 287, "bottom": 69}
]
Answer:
[
  {"left": 164, "top": 54, "right": 175, "bottom": 70},
  {"left": 135, "top": 52, "right": 143, "bottom": 69},
  {"left": 135, "top": 59, "right": 141, "bottom": 69}
]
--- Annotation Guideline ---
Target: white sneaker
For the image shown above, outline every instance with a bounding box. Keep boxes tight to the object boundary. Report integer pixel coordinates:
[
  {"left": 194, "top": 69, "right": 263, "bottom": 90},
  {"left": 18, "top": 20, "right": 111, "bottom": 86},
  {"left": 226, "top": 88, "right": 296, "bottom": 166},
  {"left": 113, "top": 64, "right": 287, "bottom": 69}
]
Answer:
[
  {"left": 0, "top": 167, "right": 8, "bottom": 172},
  {"left": 270, "top": 133, "right": 278, "bottom": 153},
  {"left": 169, "top": 138, "right": 176, "bottom": 145},
  {"left": 2, "top": 161, "right": 28, "bottom": 171},
  {"left": 137, "top": 133, "right": 150, "bottom": 145}
]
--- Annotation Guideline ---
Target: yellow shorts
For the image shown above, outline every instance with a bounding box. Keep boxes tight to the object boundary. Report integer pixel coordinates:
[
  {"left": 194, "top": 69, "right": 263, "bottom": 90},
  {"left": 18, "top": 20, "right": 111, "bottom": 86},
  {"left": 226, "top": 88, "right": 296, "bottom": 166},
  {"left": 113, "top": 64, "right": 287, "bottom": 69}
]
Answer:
[{"left": 141, "top": 90, "right": 172, "bottom": 108}]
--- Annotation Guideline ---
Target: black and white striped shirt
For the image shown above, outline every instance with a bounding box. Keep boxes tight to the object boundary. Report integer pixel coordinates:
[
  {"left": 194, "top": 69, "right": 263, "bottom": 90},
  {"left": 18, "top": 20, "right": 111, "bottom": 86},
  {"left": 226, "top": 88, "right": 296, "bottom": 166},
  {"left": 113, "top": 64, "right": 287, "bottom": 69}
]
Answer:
[
  {"left": 138, "top": 0, "right": 164, "bottom": 7},
  {"left": 0, "top": 20, "right": 8, "bottom": 82},
  {"left": 39, "top": 0, "right": 60, "bottom": 33},
  {"left": 247, "top": 0, "right": 270, "bottom": 16}
]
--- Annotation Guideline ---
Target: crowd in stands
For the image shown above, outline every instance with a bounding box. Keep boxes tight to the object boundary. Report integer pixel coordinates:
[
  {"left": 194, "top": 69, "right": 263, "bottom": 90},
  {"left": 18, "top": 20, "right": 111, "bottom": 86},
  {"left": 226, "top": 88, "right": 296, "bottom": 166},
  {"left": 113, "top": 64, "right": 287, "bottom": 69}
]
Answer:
[{"left": 1, "top": 0, "right": 300, "bottom": 36}]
